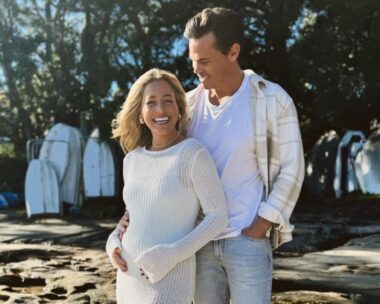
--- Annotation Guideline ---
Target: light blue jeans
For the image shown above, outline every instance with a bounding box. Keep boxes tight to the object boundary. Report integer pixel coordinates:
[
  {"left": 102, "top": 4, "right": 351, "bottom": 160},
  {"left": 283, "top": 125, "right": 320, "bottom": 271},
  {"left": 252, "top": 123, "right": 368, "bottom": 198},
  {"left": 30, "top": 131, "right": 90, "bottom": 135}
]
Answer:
[{"left": 194, "top": 235, "right": 273, "bottom": 304}]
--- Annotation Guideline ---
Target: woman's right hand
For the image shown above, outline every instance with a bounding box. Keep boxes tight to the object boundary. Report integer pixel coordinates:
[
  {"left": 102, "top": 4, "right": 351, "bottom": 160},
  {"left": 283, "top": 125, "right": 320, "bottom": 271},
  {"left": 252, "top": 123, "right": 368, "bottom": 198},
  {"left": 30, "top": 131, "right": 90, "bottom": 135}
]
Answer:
[
  {"left": 118, "top": 211, "right": 130, "bottom": 240},
  {"left": 112, "top": 247, "right": 128, "bottom": 272}
]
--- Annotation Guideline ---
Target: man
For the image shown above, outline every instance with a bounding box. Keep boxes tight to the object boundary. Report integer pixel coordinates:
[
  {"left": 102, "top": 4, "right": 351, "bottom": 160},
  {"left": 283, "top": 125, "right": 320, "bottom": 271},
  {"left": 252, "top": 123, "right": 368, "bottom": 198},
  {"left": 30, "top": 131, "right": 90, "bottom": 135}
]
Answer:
[{"left": 118, "top": 7, "right": 304, "bottom": 304}]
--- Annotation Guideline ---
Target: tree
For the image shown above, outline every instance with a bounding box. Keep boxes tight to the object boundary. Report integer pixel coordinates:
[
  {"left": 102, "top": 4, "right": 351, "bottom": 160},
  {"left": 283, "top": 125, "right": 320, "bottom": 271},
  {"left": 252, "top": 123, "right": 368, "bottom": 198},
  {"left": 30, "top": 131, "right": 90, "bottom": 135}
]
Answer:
[
  {"left": 0, "top": 0, "right": 378, "bottom": 155},
  {"left": 0, "top": 0, "right": 36, "bottom": 150},
  {"left": 289, "top": 0, "right": 380, "bottom": 149}
]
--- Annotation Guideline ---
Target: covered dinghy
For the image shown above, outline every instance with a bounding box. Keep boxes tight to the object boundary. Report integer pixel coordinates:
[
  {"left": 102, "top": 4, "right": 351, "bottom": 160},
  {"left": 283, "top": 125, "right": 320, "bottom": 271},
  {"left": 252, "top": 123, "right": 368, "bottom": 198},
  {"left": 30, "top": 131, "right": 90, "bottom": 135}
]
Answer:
[
  {"left": 354, "top": 128, "right": 380, "bottom": 194},
  {"left": 83, "top": 128, "right": 116, "bottom": 198},
  {"left": 305, "top": 131, "right": 340, "bottom": 199},
  {"left": 39, "top": 123, "right": 84, "bottom": 208},
  {"left": 0, "top": 192, "right": 22, "bottom": 207},
  {"left": 0, "top": 194, "right": 9, "bottom": 208},
  {"left": 334, "top": 130, "right": 366, "bottom": 198},
  {"left": 25, "top": 159, "right": 60, "bottom": 218}
]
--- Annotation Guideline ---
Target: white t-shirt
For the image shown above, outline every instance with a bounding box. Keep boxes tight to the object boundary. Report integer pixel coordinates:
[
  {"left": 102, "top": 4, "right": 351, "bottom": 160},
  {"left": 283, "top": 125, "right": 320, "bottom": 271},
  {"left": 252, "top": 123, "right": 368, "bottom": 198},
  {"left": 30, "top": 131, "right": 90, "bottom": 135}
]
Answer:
[{"left": 188, "top": 72, "right": 264, "bottom": 239}]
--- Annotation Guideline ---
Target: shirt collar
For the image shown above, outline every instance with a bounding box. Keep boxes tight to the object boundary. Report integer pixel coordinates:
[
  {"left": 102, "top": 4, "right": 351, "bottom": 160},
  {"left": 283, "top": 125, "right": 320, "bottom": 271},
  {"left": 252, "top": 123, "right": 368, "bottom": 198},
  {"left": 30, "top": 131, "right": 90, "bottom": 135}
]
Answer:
[{"left": 244, "top": 69, "right": 266, "bottom": 89}]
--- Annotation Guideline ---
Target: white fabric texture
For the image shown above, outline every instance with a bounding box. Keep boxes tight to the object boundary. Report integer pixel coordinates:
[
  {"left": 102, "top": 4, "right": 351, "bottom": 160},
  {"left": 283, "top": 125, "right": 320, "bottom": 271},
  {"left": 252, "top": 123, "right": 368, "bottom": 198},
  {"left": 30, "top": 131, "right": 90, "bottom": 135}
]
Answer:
[
  {"left": 106, "top": 138, "right": 228, "bottom": 303},
  {"left": 186, "top": 69, "right": 305, "bottom": 249},
  {"left": 188, "top": 72, "right": 264, "bottom": 239}
]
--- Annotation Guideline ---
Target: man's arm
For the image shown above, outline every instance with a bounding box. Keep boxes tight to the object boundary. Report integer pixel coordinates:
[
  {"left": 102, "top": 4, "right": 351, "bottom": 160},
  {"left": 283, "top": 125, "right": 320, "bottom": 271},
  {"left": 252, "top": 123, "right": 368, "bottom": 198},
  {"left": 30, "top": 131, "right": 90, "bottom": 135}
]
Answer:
[
  {"left": 257, "top": 96, "right": 305, "bottom": 228},
  {"left": 244, "top": 90, "right": 305, "bottom": 240},
  {"left": 118, "top": 210, "right": 129, "bottom": 240}
]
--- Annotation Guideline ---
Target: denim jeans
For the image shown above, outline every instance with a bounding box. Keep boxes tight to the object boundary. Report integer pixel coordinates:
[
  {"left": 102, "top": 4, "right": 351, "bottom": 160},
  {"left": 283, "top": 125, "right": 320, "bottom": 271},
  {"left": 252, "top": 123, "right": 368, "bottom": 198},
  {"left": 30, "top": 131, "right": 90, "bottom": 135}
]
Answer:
[{"left": 194, "top": 235, "right": 273, "bottom": 304}]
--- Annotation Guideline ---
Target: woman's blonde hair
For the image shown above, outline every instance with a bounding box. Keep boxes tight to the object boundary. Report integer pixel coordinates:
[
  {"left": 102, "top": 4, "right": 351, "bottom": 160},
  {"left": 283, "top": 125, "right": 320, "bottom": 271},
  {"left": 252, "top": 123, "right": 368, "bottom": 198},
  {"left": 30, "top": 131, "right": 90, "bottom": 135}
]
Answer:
[{"left": 112, "top": 68, "right": 189, "bottom": 153}]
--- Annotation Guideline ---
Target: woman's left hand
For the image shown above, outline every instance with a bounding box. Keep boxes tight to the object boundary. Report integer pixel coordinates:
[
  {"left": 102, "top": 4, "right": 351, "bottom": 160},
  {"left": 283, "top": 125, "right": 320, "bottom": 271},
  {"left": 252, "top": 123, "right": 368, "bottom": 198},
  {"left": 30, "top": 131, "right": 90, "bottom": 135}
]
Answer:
[{"left": 112, "top": 247, "right": 128, "bottom": 272}]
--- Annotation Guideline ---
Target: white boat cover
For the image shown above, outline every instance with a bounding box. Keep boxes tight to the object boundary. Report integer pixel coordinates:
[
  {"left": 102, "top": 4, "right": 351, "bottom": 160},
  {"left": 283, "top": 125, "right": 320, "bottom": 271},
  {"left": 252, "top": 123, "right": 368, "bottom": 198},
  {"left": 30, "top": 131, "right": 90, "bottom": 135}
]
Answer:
[
  {"left": 25, "top": 159, "right": 60, "bottom": 218},
  {"left": 83, "top": 128, "right": 116, "bottom": 197},
  {"left": 334, "top": 130, "right": 366, "bottom": 198},
  {"left": 305, "top": 131, "right": 340, "bottom": 199},
  {"left": 39, "top": 123, "right": 83, "bottom": 207},
  {"left": 354, "top": 128, "right": 380, "bottom": 194}
]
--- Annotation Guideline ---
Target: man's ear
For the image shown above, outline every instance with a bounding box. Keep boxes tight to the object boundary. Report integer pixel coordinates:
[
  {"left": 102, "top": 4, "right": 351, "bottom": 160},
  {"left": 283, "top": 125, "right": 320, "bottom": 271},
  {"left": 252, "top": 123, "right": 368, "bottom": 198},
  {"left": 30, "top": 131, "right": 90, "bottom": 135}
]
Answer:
[{"left": 228, "top": 43, "right": 240, "bottom": 62}]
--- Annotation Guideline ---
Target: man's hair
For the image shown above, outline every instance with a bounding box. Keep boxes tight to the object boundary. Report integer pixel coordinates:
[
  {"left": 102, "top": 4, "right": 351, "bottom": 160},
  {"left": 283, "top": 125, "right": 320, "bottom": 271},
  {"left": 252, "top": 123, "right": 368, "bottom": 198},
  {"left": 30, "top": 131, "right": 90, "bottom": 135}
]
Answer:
[{"left": 184, "top": 7, "right": 245, "bottom": 55}]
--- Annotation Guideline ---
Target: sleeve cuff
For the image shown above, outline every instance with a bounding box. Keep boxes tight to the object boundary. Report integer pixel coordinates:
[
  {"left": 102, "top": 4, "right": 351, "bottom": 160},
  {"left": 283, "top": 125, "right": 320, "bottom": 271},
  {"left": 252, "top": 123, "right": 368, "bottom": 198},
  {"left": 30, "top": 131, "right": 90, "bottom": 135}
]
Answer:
[
  {"left": 257, "top": 202, "right": 284, "bottom": 228},
  {"left": 134, "top": 244, "right": 175, "bottom": 284}
]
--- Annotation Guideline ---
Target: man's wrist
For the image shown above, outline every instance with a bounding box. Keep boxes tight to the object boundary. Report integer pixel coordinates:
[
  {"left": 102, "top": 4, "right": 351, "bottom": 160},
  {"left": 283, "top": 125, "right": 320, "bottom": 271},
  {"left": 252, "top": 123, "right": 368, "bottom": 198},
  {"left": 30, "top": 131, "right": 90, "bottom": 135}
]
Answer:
[
  {"left": 254, "top": 216, "right": 273, "bottom": 230},
  {"left": 242, "top": 216, "right": 273, "bottom": 238}
]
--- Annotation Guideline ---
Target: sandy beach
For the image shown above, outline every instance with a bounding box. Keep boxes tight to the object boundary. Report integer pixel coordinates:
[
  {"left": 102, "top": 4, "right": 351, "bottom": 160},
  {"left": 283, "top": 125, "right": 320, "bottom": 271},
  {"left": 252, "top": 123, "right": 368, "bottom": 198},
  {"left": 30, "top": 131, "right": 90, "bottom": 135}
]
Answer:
[{"left": 1, "top": 200, "right": 380, "bottom": 303}]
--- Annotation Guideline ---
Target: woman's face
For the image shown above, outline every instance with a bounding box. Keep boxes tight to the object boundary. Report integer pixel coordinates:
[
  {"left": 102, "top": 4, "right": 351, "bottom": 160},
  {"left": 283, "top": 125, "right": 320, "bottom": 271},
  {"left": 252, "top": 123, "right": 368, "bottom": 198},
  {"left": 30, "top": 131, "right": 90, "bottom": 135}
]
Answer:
[{"left": 140, "top": 79, "right": 180, "bottom": 141}]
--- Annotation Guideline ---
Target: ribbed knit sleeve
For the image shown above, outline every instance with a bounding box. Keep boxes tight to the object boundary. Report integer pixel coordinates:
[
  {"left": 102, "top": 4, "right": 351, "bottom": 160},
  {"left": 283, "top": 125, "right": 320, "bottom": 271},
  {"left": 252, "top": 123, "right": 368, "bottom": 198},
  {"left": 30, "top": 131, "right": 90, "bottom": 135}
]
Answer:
[
  {"left": 106, "top": 224, "right": 122, "bottom": 268},
  {"left": 134, "top": 147, "right": 228, "bottom": 283},
  {"left": 106, "top": 155, "right": 129, "bottom": 268}
]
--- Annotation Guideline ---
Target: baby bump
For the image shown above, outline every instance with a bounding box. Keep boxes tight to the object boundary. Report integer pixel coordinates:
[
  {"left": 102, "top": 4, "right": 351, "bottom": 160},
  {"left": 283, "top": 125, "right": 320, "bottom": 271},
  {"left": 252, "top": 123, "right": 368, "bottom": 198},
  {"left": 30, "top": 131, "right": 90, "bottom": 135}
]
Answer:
[
  {"left": 119, "top": 249, "right": 196, "bottom": 282},
  {"left": 122, "top": 224, "right": 195, "bottom": 258},
  {"left": 117, "top": 251, "right": 196, "bottom": 303},
  {"left": 116, "top": 249, "right": 153, "bottom": 304},
  {"left": 121, "top": 229, "right": 160, "bottom": 259}
]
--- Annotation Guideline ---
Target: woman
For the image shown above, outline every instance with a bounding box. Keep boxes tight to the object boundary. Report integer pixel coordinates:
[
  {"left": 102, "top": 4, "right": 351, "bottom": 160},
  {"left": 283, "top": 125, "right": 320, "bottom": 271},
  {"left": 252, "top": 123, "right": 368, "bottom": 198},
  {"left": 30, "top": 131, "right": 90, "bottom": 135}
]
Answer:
[{"left": 106, "top": 68, "right": 228, "bottom": 303}]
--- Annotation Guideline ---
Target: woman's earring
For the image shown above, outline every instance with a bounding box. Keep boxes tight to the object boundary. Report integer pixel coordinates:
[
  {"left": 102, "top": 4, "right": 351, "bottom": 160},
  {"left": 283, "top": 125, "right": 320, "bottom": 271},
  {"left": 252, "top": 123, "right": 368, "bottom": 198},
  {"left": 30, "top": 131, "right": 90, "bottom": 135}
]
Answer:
[
  {"left": 139, "top": 117, "right": 144, "bottom": 124},
  {"left": 178, "top": 114, "right": 182, "bottom": 120}
]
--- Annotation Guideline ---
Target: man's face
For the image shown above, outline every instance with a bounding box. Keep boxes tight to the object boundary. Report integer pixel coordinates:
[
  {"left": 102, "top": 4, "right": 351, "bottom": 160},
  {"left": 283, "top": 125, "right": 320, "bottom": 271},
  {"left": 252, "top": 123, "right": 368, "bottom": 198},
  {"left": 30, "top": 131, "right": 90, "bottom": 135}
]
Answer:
[{"left": 189, "top": 32, "right": 232, "bottom": 90}]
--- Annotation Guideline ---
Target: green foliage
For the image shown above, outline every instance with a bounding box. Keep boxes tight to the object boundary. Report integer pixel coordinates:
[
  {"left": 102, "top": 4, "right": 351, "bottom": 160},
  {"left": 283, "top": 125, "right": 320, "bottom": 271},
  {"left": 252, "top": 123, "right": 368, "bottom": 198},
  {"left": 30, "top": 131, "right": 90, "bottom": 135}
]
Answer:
[
  {"left": 289, "top": 0, "right": 380, "bottom": 148},
  {"left": 0, "top": 143, "right": 16, "bottom": 158}
]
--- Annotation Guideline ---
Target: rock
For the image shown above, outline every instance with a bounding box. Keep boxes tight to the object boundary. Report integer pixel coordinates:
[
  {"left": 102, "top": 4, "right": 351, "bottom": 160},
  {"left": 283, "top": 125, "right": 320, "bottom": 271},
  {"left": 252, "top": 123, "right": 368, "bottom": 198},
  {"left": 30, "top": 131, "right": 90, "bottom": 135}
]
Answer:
[
  {"left": 2, "top": 205, "right": 380, "bottom": 303},
  {"left": 0, "top": 243, "right": 116, "bottom": 303},
  {"left": 274, "top": 234, "right": 380, "bottom": 300},
  {"left": 272, "top": 290, "right": 353, "bottom": 304}
]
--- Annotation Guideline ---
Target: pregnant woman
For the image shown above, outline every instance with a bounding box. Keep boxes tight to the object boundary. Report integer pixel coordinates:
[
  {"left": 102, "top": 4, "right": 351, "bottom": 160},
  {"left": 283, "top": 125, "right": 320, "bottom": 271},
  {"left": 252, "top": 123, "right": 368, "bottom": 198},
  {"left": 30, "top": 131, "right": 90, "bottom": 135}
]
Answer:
[{"left": 106, "top": 68, "right": 228, "bottom": 303}]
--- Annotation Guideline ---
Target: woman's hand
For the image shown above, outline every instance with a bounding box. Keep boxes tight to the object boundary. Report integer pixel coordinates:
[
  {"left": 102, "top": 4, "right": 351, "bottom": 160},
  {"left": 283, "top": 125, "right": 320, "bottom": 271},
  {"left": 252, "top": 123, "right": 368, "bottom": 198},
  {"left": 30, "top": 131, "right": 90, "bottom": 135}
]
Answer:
[
  {"left": 112, "top": 247, "right": 128, "bottom": 272},
  {"left": 118, "top": 211, "right": 130, "bottom": 240}
]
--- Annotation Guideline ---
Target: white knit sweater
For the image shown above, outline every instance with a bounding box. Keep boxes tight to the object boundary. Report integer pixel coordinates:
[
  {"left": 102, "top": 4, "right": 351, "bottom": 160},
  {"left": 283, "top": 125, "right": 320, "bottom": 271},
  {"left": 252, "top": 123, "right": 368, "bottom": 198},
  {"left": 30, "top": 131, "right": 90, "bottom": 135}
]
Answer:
[{"left": 106, "top": 138, "right": 228, "bottom": 303}]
